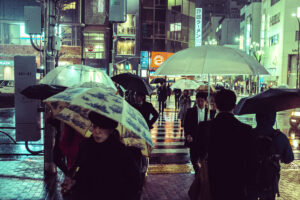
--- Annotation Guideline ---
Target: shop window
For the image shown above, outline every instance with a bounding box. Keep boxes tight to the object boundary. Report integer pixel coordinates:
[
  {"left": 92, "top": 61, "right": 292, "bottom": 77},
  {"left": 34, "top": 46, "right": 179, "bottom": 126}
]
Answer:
[
  {"left": 269, "top": 34, "right": 279, "bottom": 46},
  {"left": 116, "top": 15, "right": 136, "bottom": 35},
  {"left": 83, "top": 32, "right": 105, "bottom": 59},
  {"left": 116, "top": 38, "right": 135, "bottom": 55}
]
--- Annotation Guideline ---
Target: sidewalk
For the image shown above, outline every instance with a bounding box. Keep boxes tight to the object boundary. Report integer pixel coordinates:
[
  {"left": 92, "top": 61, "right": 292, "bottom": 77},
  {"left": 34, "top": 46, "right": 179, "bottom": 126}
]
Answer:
[{"left": 0, "top": 156, "right": 300, "bottom": 200}]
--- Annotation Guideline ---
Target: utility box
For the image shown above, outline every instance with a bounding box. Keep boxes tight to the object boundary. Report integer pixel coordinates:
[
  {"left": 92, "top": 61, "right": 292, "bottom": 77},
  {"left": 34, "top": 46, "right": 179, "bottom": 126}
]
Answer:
[
  {"left": 14, "top": 56, "right": 40, "bottom": 141},
  {"left": 24, "top": 6, "right": 42, "bottom": 34},
  {"left": 109, "top": 0, "right": 127, "bottom": 22}
]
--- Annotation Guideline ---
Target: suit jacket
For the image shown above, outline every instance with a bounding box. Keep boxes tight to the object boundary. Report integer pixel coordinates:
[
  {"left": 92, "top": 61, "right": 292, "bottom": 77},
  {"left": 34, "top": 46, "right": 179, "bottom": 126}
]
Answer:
[
  {"left": 184, "top": 106, "right": 208, "bottom": 139},
  {"left": 133, "top": 101, "right": 159, "bottom": 129},
  {"left": 208, "top": 112, "right": 252, "bottom": 200}
]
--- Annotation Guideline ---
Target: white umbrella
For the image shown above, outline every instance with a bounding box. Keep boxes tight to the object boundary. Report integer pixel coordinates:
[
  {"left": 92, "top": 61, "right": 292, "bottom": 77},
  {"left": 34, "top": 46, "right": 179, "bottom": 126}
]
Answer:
[
  {"left": 153, "top": 46, "right": 269, "bottom": 76},
  {"left": 170, "top": 79, "right": 199, "bottom": 90},
  {"left": 40, "top": 64, "right": 116, "bottom": 90}
]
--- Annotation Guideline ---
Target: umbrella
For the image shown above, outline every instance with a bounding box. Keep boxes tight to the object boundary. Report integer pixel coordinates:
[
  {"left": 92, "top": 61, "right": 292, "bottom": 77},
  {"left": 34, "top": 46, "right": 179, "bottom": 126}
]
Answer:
[
  {"left": 112, "top": 73, "right": 152, "bottom": 95},
  {"left": 40, "top": 64, "right": 116, "bottom": 89},
  {"left": 170, "top": 79, "right": 199, "bottom": 90},
  {"left": 234, "top": 88, "right": 300, "bottom": 115},
  {"left": 196, "top": 84, "right": 217, "bottom": 93},
  {"left": 43, "top": 85, "right": 153, "bottom": 156},
  {"left": 150, "top": 78, "right": 166, "bottom": 84},
  {"left": 153, "top": 45, "right": 269, "bottom": 76},
  {"left": 20, "top": 84, "right": 67, "bottom": 100}
]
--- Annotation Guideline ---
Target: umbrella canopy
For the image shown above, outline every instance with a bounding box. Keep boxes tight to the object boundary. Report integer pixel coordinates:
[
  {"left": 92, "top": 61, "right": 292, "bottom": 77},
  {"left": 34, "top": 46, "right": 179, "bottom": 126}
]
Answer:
[
  {"left": 112, "top": 73, "right": 153, "bottom": 95},
  {"left": 43, "top": 85, "right": 153, "bottom": 156},
  {"left": 150, "top": 78, "right": 166, "bottom": 84},
  {"left": 234, "top": 88, "right": 300, "bottom": 115},
  {"left": 196, "top": 84, "right": 217, "bottom": 93},
  {"left": 40, "top": 64, "right": 116, "bottom": 89},
  {"left": 21, "top": 84, "right": 67, "bottom": 100},
  {"left": 153, "top": 46, "right": 269, "bottom": 76},
  {"left": 170, "top": 79, "right": 199, "bottom": 90}
]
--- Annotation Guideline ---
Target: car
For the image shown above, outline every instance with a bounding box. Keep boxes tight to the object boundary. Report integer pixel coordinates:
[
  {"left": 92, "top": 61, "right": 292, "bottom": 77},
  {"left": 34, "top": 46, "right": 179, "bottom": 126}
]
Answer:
[
  {"left": 290, "top": 108, "right": 300, "bottom": 129},
  {"left": 0, "top": 80, "right": 14, "bottom": 94}
]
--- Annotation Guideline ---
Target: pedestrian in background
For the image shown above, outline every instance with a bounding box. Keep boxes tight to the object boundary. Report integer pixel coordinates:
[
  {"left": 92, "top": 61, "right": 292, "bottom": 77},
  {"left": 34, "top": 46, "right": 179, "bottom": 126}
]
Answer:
[
  {"left": 174, "top": 89, "right": 182, "bottom": 110},
  {"left": 157, "top": 82, "right": 168, "bottom": 114},
  {"left": 184, "top": 92, "right": 210, "bottom": 174},
  {"left": 178, "top": 90, "right": 191, "bottom": 127},
  {"left": 133, "top": 92, "right": 159, "bottom": 130}
]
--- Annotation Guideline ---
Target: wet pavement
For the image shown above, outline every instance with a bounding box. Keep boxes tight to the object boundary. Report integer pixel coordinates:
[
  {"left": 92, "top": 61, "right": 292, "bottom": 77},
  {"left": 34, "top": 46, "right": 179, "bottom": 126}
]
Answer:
[{"left": 0, "top": 94, "right": 300, "bottom": 199}]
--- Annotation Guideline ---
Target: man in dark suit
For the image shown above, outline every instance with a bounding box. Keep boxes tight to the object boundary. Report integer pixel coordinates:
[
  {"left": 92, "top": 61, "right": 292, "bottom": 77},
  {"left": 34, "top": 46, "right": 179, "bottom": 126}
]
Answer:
[
  {"left": 208, "top": 89, "right": 252, "bottom": 200},
  {"left": 133, "top": 92, "right": 159, "bottom": 129},
  {"left": 184, "top": 92, "right": 211, "bottom": 174}
]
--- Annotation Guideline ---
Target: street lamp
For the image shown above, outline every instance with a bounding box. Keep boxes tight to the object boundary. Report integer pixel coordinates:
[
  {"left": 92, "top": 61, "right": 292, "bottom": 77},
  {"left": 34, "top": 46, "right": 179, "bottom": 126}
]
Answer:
[{"left": 292, "top": 7, "right": 300, "bottom": 88}]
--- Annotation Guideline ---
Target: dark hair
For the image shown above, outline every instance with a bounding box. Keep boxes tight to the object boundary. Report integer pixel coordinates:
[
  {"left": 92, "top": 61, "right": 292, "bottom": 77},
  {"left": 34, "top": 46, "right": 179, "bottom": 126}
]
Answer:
[
  {"left": 135, "top": 92, "right": 146, "bottom": 98},
  {"left": 196, "top": 92, "right": 207, "bottom": 100},
  {"left": 88, "top": 111, "right": 118, "bottom": 129},
  {"left": 215, "top": 89, "right": 236, "bottom": 112}
]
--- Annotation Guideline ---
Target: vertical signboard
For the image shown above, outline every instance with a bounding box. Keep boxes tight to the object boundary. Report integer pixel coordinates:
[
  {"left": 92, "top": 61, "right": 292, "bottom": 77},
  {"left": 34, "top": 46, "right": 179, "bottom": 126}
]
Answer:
[
  {"left": 195, "top": 8, "right": 202, "bottom": 47},
  {"left": 140, "top": 51, "right": 149, "bottom": 70},
  {"left": 14, "top": 56, "right": 40, "bottom": 141}
]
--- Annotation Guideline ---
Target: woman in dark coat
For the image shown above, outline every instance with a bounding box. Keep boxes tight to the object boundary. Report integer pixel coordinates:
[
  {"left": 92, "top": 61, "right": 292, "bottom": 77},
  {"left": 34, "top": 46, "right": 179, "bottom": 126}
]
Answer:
[{"left": 62, "top": 112, "right": 141, "bottom": 200}]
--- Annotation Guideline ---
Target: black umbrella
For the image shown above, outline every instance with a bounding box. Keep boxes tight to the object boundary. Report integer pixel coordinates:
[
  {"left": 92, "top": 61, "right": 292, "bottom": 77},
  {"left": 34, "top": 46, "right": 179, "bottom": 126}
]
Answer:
[
  {"left": 112, "top": 73, "right": 153, "bottom": 95},
  {"left": 234, "top": 88, "right": 300, "bottom": 115},
  {"left": 21, "top": 84, "right": 67, "bottom": 100},
  {"left": 150, "top": 78, "right": 165, "bottom": 84}
]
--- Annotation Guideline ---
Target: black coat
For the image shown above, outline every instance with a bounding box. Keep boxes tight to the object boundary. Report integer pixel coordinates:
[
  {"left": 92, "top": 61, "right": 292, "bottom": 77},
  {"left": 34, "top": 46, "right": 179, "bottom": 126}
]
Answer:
[
  {"left": 71, "top": 134, "right": 140, "bottom": 200},
  {"left": 133, "top": 101, "right": 159, "bottom": 129},
  {"left": 184, "top": 107, "right": 209, "bottom": 139},
  {"left": 208, "top": 112, "right": 252, "bottom": 200}
]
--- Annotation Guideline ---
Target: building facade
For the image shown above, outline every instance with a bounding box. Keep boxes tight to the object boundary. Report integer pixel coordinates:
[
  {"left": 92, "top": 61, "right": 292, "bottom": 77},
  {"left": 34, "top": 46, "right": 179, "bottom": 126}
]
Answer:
[{"left": 260, "top": 0, "right": 300, "bottom": 87}]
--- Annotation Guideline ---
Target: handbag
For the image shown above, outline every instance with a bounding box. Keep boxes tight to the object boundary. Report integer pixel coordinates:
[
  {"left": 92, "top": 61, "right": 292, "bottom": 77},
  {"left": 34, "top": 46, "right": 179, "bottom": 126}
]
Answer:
[{"left": 188, "top": 160, "right": 212, "bottom": 200}]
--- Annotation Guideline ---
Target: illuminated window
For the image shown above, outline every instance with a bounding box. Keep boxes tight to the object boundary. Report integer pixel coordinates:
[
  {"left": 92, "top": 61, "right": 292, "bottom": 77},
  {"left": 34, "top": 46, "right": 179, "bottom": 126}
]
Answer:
[
  {"left": 83, "top": 32, "right": 105, "bottom": 59},
  {"left": 62, "top": 2, "right": 76, "bottom": 10},
  {"left": 269, "top": 34, "right": 279, "bottom": 46},
  {"left": 117, "top": 38, "right": 135, "bottom": 55},
  {"left": 116, "top": 15, "right": 136, "bottom": 35}
]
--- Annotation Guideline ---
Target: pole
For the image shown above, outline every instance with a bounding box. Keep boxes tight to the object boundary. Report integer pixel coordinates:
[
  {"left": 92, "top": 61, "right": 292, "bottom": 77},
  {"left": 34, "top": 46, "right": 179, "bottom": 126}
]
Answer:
[
  {"left": 297, "top": 18, "right": 300, "bottom": 88},
  {"left": 44, "top": 0, "right": 57, "bottom": 177}
]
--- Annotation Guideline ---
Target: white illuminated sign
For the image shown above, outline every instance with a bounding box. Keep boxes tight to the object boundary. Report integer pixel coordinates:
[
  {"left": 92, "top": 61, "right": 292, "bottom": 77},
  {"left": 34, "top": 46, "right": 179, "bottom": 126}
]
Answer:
[
  {"left": 141, "top": 70, "right": 147, "bottom": 77},
  {"left": 195, "top": 8, "right": 202, "bottom": 46}
]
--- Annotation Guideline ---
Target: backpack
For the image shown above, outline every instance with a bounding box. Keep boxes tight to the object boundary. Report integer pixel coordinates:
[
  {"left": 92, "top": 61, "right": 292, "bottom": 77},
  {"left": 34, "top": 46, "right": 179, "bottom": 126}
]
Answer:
[{"left": 254, "top": 130, "right": 281, "bottom": 195}]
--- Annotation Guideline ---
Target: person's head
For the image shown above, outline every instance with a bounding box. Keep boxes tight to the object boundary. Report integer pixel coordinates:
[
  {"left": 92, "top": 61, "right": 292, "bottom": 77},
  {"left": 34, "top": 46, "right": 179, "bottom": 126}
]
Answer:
[
  {"left": 195, "top": 92, "right": 207, "bottom": 109},
  {"left": 88, "top": 111, "right": 118, "bottom": 143},
  {"left": 215, "top": 89, "right": 236, "bottom": 112},
  {"left": 255, "top": 112, "right": 276, "bottom": 128},
  {"left": 183, "top": 90, "right": 189, "bottom": 96},
  {"left": 135, "top": 92, "right": 146, "bottom": 103}
]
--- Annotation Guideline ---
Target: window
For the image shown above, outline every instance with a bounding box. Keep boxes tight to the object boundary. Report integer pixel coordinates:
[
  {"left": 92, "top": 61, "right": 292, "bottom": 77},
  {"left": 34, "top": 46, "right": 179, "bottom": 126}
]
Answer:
[
  {"left": 116, "top": 38, "right": 135, "bottom": 55},
  {"left": 269, "top": 34, "right": 279, "bottom": 46},
  {"left": 296, "top": 31, "right": 300, "bottom": 41},
  {"left": 116, "top": 15, "right": 136, "bottom": 35},
  {"left": 83, "top": 32, "right": 105, "bottom": 59},
  {"left": 269, "top": 13, "right": 280, "bottom": 26},
  {"left": 271, "top": 0, "right": 280, "bottom": 6}
]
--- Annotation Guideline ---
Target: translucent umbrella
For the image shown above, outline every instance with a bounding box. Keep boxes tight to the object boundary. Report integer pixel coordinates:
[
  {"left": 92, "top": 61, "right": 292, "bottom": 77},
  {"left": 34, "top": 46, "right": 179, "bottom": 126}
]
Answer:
[
  {"left": 170, "top": 79, "right": 199, "bottom": 90},
  {"left": 40, "top": 64, "right": 116, "bottom": 89},
  {"left": 153, "top": 45, "right": 269, "bottom": 76}
]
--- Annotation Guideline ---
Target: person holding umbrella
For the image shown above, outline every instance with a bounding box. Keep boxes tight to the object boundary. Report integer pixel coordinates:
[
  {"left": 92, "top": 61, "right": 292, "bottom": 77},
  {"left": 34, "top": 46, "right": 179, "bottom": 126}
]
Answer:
[
  {"left": 178, "top": 90, "right": 191, "bottom": 127},
  {"left": 133, "top": 92, "right": 159, "bottom": 130},
  {"left": 61, "top": 111, "right": 141, "bottom": 200},
  {"left": 247, "top": 112, "right": 294, "bottom": 200},
  {"left": 157, "top": 82, "right": 168, "bottom": 114}
]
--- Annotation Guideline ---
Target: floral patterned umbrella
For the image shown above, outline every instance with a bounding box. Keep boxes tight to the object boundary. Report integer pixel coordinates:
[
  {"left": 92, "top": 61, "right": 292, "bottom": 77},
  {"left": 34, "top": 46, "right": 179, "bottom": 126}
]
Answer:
[{"left": 43, "top": 85, "right": 153, "bottom": 156}]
